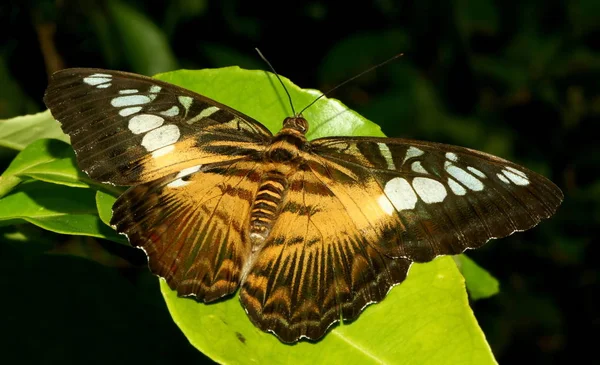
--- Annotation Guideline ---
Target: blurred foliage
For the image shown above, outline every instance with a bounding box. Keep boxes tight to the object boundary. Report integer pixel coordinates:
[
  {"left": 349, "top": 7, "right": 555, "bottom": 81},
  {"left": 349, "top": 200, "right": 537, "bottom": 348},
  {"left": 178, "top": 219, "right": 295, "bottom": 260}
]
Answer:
[{"left": 0, "top": 0, "right": 598, "bottom": 364}]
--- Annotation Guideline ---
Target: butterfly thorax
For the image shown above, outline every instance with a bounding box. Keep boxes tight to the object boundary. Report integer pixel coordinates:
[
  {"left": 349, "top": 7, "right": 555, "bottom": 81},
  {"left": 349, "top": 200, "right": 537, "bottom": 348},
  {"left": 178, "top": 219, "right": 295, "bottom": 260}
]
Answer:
[{"left": 265, "top": 117, "right": 309, "bottom": 163}]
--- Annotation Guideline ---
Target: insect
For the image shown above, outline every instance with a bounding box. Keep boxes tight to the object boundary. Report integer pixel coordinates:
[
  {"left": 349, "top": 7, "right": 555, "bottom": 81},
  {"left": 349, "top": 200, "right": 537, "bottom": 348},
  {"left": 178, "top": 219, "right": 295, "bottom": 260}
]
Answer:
[{"left": 43, "top": 68, "right": 563, "bottom": 343}]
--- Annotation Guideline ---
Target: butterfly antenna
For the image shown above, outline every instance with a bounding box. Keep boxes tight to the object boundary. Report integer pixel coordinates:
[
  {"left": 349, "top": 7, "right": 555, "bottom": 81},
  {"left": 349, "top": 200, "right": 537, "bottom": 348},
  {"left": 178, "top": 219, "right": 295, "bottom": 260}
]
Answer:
[
  {"left": 298, "top": 53, "right": 404, "bottom": 116},
  {"left": 255, "top": 48, "right": 297, "bottom": 116}
]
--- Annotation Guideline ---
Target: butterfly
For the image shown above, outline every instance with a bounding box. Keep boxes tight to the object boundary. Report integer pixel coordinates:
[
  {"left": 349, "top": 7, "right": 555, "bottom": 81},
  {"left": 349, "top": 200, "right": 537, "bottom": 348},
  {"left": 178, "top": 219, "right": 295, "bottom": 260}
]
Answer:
[{"left": 43, "top": 68, "right": 563, "bottom": 343}]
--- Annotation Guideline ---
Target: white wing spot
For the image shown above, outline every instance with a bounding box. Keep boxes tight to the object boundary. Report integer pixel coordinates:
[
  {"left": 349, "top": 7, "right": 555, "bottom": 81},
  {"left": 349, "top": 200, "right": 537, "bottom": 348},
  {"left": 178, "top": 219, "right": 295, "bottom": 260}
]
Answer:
[
  {"left": 175, "top": 165, "right": 202, "bottom": 179},
  {"left": 96, "top": 83, "right": 111, "bottom": 88},
  {"left": 111, "top": 95, "right": 153, "bottom": 107},
  {"left": 412, "top": 177, "right": 447, "bottom": 204},
  {"left": 119, "top": 89, "right": 138, "bottom": 94},
  {"left": 446, "top": 152, "right": 458, "bottom": 162},
  {"left": 128, "top": 114, "right": 164, "bottom": 135},
  {"left": 402, "top": 146, "right": 424, "bottom": 165},
  {"left": 160, "top": 106, "right": 180, "bottom": 117},
  {"left": 83, "top": 77, "right": 110, "bottom": 85},
  {"left": 83, "top": 74, "right": 112, "bottom": 86},
  {"left": 411, "top": 161, "right": 428, "bottom": 174},
  {"left": 377, "top": 143, "right": 396, "bottom": 170},
  {"left": 200, "top": 106, "right": 220, "bottom": 118},
  {"left": 119, "top": 107, "right": 142, "bottom": 117},
  {"left": 167, "top": 165, "right": 202, "bottom": 188},
  {"left": 151, "top": 145, "right": 175, "bottom": 159},
  {"left": 445, "top": 163, "right": 484, "bottom": 191},
  {"left": 149, "top": 85, "right": 162, "bottom": 93},
  {"left": 502, "top": 169, "right": 529, "bottom": 186},
  {"left": 497, "top": 173, "right": 510, "bottom": 184},
  {"left": 178, "top": 96, "right": 193, "bottom": 111},
  {"left": 448, "top": 178, "right": 467, "bottom": 196},
  {"left": 504, "top": 166, "right": 527, "bottom": 178},
  {"left": 384, "top": 177, "right": 418, "bottom": 211},
  {"left": 166, "top": 179, "right": 189, "bottom": 188},
  {"left": 141, "top": 125, "right": 180, "bottom": 151},
  {"left": 467, "top": 166, "right": 486, "bottom": 178},
  {"left": 186, "top": 106, "right": 220, "bottom": 125}
]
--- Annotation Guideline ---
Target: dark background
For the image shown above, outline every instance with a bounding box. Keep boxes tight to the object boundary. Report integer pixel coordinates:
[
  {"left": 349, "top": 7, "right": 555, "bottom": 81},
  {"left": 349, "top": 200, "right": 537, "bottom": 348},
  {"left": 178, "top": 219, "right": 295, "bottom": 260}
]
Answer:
[{"left": 1, "top": 0, "right": 598, "bottom": 364}]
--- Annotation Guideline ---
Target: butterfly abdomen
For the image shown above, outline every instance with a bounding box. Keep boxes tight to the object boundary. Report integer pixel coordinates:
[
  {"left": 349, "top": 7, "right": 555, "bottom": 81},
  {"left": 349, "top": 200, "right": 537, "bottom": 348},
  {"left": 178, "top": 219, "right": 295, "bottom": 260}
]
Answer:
[{"left": 249, "top": 171, "right": 289, "bottom": 244}]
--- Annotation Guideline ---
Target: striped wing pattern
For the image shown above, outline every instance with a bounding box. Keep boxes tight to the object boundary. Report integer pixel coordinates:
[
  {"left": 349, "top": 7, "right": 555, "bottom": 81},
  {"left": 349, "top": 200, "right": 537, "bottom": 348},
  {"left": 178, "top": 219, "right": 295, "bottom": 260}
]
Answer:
[
  {"left": 43, "top": 68, "right": 563, "bottom": 344},
  {"left": 43, "top": 68, "right": 271, "bottom": 185},
  {"left": 240, "top": 167, "right": 411, "bottom": 342},
  {"left": 111, "top": 159, "right": 261, "bottom": 302}
]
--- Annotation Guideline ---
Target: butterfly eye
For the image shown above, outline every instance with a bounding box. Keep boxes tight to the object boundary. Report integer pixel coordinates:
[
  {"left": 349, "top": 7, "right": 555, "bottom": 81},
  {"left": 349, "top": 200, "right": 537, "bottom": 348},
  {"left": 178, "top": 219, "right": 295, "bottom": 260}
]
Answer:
[
  {"left": 283, "top": 116, "right": 308, "bottom": 133},
  {"left": 297, "top": 118, "right": 308, "bottom": 133}
]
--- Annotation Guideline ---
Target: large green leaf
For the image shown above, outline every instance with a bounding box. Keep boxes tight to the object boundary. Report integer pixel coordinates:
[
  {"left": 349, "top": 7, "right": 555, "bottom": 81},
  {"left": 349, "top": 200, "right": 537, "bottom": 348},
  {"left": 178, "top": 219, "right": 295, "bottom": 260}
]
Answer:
[{"left": 149, "top": 68, "right": 496, "bottom": 364}]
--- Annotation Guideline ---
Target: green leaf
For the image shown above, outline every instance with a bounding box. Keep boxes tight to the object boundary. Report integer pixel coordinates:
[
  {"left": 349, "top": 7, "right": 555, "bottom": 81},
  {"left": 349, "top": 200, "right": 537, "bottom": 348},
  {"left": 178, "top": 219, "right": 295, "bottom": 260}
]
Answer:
[
  {"left": 453, "top": 255, "right": 500, "bottom": 300},
  {"left": 0, "top": 181, "right": 125, "bottom": 244},
  {"left": 0, "top": 110, "right": 69, "bottom": 151},
  {"left": 96, "top": 190, "right": 118, "bottom": 227},
  {"left": 0, "top": 139, "right": 88, "bottom": 198},
  {"left": 107, "top": 1, "right": 178, "bottom": 75},
  {"left": 151, "top": 68, "right": 496, "bottom": 364},
  {"left": 0, "top": 138, "right": 124, "bottom": 198}
]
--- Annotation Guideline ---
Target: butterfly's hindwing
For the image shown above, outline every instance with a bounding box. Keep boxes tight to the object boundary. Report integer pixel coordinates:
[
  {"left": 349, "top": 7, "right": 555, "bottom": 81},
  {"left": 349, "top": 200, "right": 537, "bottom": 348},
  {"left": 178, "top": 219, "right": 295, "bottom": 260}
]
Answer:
[
  {"left": 43, "top": 69, "right": 272, "bottom": 185},
  {"left": 240, "top": 167, "right": 411, "bottom": 343},
  {"left": 111, "top": 159, "right": 261, "bottom": 301},
  {"left": 312, "top": 137, "right": 564, "bottom": 262}
]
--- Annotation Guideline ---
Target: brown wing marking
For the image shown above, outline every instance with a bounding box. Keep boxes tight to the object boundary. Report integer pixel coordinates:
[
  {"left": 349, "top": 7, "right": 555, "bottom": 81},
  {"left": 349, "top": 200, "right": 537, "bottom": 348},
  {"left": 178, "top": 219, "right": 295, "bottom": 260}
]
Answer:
[
  {"left": 111, "top": 159, "right": 261, "bottom": 301},
  {"left": 240, "top": 167, "right": 411, "bottom": 342}
]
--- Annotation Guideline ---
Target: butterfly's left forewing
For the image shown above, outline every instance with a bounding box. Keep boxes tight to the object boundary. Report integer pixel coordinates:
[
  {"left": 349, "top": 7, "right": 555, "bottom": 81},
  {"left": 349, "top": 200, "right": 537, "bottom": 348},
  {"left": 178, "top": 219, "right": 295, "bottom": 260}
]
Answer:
[{"left": 44, "top": 68, "right": 272, "bottom": 185}]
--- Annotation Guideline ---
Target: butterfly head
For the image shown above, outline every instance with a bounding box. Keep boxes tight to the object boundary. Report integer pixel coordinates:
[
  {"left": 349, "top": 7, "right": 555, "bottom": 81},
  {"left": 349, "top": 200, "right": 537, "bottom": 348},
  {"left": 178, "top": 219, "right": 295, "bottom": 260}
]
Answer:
[{"left": 282, "top": 115, "right": 309, "bottom": 135}]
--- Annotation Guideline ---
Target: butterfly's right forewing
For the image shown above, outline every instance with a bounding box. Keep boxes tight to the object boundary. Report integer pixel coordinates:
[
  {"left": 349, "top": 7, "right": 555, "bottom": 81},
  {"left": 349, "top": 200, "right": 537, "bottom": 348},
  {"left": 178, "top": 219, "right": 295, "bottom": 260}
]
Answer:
[{"left": 311, "top": 137, "right": 564, "bottom": 262}]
